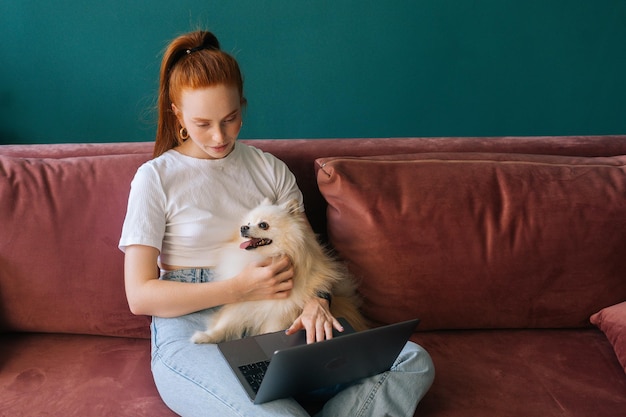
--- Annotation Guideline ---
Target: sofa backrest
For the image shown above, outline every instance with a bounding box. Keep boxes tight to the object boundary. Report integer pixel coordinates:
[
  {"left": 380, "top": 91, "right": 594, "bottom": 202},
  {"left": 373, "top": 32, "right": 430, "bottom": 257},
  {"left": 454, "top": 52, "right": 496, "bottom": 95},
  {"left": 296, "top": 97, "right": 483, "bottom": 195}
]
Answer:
[{"left": 1, "top": 136, "right": 626, "bottom": 336}]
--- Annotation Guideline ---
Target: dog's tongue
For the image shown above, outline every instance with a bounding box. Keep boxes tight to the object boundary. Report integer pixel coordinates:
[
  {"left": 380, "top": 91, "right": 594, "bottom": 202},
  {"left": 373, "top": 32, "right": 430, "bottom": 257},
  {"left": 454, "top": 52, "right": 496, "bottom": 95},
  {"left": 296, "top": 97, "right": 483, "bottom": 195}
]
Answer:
[{"left": 240, "top": 239, "right": 259, "bottom": 250}]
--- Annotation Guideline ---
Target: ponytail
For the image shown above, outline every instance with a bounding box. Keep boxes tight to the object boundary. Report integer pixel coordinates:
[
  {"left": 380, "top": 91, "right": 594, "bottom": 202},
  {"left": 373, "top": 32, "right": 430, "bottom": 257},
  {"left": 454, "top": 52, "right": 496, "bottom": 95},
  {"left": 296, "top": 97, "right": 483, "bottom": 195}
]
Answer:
[{"left": 154, "top": 31, "right": 245, "bottom": 158}]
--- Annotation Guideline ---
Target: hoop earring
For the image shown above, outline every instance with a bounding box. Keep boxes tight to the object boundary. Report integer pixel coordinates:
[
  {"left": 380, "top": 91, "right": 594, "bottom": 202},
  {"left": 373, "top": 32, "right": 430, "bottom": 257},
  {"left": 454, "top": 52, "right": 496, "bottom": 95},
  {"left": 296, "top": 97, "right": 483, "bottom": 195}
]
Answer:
[{"left": 179, "top": 127, "right": 189, "bottom": 140}]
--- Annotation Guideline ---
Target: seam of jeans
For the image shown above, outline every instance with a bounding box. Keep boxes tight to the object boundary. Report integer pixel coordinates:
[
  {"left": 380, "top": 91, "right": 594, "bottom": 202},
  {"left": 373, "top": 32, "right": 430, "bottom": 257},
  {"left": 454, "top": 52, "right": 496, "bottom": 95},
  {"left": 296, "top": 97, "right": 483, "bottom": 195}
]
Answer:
[{"left": 354, "top": 370, "right": 390, "bottom": 417}]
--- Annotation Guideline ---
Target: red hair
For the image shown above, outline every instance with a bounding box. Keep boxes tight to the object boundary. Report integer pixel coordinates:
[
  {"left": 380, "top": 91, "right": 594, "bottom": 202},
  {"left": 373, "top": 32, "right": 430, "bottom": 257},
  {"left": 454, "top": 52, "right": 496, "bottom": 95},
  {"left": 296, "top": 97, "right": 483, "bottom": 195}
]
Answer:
[{"left": 154, "top": 31, "right": 246, "bottom": 158}]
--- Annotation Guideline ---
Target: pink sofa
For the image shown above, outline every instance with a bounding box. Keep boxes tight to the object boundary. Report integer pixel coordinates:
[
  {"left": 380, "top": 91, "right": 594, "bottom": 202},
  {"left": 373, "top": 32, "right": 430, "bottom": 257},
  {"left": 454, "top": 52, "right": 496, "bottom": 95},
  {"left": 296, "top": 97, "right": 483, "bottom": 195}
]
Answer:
[{"left": 1, "top": 136, "right": 625, "bottom": 416}]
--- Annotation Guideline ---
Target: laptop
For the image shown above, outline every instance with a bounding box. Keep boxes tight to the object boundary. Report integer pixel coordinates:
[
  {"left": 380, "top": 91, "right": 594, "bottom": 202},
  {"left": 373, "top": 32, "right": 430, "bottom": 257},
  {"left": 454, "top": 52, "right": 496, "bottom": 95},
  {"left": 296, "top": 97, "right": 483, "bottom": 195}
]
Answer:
[{"left": 217, "top": 317, "right": 420, "bottom": 404}]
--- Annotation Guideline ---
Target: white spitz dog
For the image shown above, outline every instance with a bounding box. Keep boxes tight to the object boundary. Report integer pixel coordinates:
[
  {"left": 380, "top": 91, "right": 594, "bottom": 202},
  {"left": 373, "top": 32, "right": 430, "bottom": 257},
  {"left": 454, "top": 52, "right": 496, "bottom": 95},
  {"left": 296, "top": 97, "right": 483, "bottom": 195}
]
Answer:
[{"left": 191, "top": 198, "right": 367, "bottom": 344}]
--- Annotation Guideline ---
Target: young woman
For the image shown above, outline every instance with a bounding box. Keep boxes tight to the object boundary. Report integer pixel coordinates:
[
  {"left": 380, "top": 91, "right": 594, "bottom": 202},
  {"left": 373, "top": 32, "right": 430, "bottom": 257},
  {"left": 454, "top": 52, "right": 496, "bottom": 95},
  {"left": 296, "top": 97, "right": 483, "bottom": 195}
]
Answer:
[{"left": 119, "top": 30, "right": 434, "bottom": 416}]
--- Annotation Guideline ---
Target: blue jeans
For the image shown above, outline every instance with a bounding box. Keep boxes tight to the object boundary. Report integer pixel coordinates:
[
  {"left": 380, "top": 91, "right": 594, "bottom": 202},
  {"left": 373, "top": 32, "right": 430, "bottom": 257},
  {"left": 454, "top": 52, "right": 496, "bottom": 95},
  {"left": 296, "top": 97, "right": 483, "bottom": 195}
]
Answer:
[{"left": 151, "top": 269, "right": 435, "bottom": 417}]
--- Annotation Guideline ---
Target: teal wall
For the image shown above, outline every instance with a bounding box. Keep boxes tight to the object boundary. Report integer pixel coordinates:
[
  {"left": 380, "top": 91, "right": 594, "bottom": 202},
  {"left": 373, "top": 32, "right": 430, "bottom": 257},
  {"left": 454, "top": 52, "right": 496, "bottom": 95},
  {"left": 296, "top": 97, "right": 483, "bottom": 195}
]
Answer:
[{"left": 1, "top": 1, "right": 625, "bottom": 144}]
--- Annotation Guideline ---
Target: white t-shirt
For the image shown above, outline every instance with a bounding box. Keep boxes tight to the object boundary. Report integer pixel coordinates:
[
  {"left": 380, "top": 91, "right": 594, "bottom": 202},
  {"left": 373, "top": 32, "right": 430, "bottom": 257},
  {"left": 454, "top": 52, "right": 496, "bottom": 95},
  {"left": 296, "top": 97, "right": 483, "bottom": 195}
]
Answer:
[{"left": 118, "top": 142, "right": 303, "bottom": 267}]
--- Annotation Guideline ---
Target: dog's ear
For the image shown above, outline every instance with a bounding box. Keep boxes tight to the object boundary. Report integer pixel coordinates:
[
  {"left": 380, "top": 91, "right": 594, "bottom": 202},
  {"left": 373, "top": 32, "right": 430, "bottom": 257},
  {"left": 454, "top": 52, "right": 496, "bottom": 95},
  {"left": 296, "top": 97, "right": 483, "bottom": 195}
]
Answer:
[{"left": 283, "top": 199, "right": 301, "bottom": 215}]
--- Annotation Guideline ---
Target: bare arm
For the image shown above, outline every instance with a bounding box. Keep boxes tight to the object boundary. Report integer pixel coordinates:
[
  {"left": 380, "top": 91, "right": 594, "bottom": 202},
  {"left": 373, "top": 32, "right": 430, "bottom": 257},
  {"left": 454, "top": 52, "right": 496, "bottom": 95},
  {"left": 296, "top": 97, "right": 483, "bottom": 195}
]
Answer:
[{"left": 124, "top": 245, "right": 295, "bottom": 318}]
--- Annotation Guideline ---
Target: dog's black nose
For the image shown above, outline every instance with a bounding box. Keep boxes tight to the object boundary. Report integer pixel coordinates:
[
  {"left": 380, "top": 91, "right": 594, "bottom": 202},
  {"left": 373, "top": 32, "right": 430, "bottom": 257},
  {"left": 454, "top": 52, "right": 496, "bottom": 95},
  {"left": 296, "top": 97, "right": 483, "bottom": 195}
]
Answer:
[{"left": 240, "top": 225, "right": 249, "bottom": 234}]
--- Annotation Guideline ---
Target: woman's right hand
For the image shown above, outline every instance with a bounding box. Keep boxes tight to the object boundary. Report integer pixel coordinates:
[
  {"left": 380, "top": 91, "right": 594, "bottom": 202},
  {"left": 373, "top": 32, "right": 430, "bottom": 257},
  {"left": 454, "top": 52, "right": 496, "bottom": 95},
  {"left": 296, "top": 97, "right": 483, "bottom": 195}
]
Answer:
[{"left": 232, "top": 255, "right": 294, "bottom": 302}]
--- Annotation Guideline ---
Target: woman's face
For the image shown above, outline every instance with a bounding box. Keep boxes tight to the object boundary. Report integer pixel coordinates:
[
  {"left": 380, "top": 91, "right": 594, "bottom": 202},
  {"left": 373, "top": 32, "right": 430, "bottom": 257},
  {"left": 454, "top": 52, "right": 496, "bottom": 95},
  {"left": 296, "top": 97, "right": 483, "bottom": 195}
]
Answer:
[{"left": 172, "top": 84, "right": 243, "bottom": 159}]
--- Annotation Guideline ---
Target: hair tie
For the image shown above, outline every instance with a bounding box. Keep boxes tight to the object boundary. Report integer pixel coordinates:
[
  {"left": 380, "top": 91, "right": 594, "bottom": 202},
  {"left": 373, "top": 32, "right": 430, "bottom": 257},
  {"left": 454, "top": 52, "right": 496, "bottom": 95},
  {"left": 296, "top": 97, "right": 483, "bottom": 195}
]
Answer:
[
  {"left": 186, "top": 45, "right": 205, "bottom": 55},
  {"left": 168, "top": 37, "right": 219, "bottom": 74}
]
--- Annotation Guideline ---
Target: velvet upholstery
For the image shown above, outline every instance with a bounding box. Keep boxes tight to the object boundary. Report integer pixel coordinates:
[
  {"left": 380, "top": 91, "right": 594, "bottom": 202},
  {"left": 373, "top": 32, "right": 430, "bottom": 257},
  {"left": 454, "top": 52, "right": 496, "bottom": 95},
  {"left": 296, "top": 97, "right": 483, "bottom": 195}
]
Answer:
[
  {"left": 0, "top": 333, "right": 168, "bottom": 416},
  {"left": 413, "top": 329, "right": 626, "bottom": 417},
  {"left": 0, "top": 153, "right": 152, "bottom": 337},
  {"left": 1, "top": 136, "right": 625, "bottom": 416},
  {"left": 316, "top": 152, "right": 626, "bottom": 330}
]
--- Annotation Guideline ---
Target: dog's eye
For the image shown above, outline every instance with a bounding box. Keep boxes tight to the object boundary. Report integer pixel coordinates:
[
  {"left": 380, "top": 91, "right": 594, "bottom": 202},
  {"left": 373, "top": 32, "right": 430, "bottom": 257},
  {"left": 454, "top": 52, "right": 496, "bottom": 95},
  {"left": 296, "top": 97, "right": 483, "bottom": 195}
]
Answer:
[{"left": 258, "top": 222, "right": 269, "bottom": 230}]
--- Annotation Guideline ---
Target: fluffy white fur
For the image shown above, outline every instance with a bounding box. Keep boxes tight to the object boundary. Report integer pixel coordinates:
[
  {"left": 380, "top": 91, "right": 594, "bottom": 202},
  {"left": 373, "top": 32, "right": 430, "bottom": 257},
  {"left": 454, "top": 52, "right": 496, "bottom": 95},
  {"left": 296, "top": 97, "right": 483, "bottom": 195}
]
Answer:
[{"left": 191, "top": 198, "right": 367, "bottom": 344}]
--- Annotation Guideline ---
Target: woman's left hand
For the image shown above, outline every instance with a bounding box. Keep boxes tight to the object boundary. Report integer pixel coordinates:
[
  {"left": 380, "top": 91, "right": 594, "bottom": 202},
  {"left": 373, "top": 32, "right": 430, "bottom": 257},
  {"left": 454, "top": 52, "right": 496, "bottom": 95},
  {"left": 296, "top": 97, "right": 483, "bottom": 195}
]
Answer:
[{"left": 285, "top": 297, "right": 344, "bottom": 343}]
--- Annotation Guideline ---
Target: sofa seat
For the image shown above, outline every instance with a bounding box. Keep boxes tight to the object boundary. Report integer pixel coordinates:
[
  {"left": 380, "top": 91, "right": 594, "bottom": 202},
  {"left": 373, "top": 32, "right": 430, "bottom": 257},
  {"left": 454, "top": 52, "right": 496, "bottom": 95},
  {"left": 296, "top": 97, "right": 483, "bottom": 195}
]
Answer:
[
  {"left": 1, "top": 329, "right": 623, "bottom": 417},
  {"left": 0, "top": 333, "right": 175, "bottom": 417},
  {"left": 414, "top": 329, "right": 626, "bottom": 417}
]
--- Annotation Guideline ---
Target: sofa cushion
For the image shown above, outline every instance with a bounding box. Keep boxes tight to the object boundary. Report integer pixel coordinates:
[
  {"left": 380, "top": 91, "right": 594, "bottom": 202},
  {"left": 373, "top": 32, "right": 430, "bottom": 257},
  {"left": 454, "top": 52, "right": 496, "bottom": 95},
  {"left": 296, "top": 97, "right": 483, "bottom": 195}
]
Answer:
[
  {"left": 591, "top": 302, "right": 626, "bottom": 373},
  {"left": 316, "top": 152, "right": 626, "bottom": 330},
  {"left": 413, "top": 329, "right": 626, "bottom": 417},
  {"left": 0, "top": 153, "right": 151, "bottom": 337},
  {"left": 0, "top": 333, "right": 175, "bottom": 416}
]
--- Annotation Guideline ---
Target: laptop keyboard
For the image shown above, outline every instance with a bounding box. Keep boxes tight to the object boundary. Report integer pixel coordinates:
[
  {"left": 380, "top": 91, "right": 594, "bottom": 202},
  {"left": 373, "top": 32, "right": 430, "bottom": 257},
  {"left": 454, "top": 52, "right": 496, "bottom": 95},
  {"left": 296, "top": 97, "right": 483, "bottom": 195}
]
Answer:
[{"left": 238, "top": 360, "right": 270, "bottom": 393}]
